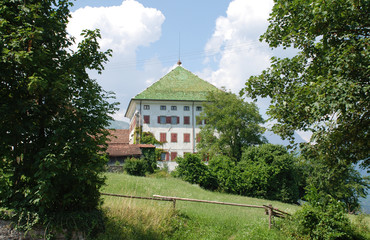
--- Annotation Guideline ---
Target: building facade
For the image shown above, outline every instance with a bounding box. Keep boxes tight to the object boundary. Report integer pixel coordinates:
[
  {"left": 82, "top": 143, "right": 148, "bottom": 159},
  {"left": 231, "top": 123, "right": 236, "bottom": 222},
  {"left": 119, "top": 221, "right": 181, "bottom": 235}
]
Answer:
[{"left": 125, "top": 65, "right": 218, "bottom": 161}]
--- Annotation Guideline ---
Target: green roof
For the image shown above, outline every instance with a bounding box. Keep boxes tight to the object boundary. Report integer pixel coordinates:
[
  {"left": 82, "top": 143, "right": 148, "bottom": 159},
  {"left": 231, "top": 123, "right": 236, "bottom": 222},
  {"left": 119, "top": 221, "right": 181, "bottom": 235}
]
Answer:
[{"left": 134, "top": 66, "right": 219, "bottom": 101}]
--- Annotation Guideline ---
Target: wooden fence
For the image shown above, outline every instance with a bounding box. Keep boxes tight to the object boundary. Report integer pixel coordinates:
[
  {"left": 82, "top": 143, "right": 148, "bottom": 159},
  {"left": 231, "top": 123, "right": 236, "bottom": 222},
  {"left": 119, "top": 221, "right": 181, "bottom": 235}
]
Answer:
[{"left": 101, "top": 193, "right": 291, "bottom": 229}]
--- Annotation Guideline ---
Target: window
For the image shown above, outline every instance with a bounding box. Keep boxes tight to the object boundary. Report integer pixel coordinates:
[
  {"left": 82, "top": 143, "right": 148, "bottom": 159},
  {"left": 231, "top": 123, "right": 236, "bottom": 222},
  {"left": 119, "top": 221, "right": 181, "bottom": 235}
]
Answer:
[
  {"left": 184, "top": 133, "right": 190, "bottom": 143},
  {"left": 171, "top": 133, "right": 177, "bottom": 142},
  {"left": 143, "top": 115, "right": 150, "bottom": 124},
  {"left": 158, "top": 116, "right": 179, "bottom": 124},
  {"left": 184, "top": 106, "right": 190, "bottom": 111},
  {"left": 171, "top": 106, "right": 177, "bottom": 111},
  {"left": 143, "top": 105, "right": 150, "bottom": 110},
  {"left": 160, "top": 152, "right": 167, "bottom": 161},
  {"left": 196, "top": 106, "right": 202, "bottom": 111},
  {"left": 171, "top": 152, "right": 177, "bottom": 161},
  {"left": 160, "top": 133, "right": 166, "bottom": 143},
  {"left": 158, "top": 116, "right": 166, "bottom": 124},
  {"left": 184, "top": 116, "right": 190, "bottom": 125},
  {"left": 171, "top": 116, "right": 179, "bottom": 124},
  {"left": 160, "top": 105, "right": 166, "bottom": 110}
]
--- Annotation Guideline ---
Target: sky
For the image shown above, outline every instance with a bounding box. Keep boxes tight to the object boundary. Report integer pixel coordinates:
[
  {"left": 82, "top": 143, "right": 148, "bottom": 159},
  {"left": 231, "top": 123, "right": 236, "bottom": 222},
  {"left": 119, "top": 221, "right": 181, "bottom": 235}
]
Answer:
[{"left": 67, "top": 0, "right": 308, "bottom": 141}]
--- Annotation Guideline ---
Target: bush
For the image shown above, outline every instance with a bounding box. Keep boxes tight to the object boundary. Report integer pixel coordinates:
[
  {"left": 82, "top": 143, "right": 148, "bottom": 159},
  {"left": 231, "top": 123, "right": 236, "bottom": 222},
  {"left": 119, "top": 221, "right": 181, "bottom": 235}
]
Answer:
[
  {"left": 208, "top": 155, "right": 239, "bottom": 192},
  {"left": 141, "top": 148, "right": 158, "bottom": 174},
  {"left": 124, "top": 158, "right": 147, "bottom": 176},
  {"left": 173, "top": 154, "right": 218, "bottom": 190},
  {"left": 238, "top": 144, "right": 301, "bottom": 203},
  {"left": 281, "top": 188, "right": 363, "bottom": 240}
]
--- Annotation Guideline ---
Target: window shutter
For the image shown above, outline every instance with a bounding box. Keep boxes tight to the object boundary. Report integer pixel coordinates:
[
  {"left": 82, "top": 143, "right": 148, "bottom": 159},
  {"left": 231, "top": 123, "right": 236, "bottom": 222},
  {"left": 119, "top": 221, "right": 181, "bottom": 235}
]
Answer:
[
  {"left": 166, "top": 152, "right": 169, "bottom": 161},
  {"left": 144, "top": 115, "right": 150, "bottom": 124},
  {"left": 160, "top": 133, "right": 166, "bottom": 143},
  {"left": 171, "top": 152, "right": 177, "bottom": 161},
  {"left": 184, "top": 133, "right": 190, "bottom": 143},
  {"left": 171, "top": 133, "right": 177, "bottom": 142},
  {"left": 166, "top": 116, "right": 171, "bottom": 124},
  {"left": 158, "top": 116, "right": 160, "bottom": 123},
  {"left": 184, "top": 116, "right": 190, "bottom": 125},
  {"left": 177, "top": 116, "right": 180, "bottom": 124}
]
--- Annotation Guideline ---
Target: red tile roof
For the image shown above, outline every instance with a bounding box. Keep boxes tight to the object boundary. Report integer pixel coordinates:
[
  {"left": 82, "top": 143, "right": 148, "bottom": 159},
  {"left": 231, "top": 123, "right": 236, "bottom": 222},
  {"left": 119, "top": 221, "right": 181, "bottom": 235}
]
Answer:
[
  {"left": 107, "top": 129, "right": 130, "bottom": 144},
  {"left": 107, "top": 143, "right": 142, "bottom": 157},
  {"left": 106, "top": 129, "right": 155, "bottom": 157}
]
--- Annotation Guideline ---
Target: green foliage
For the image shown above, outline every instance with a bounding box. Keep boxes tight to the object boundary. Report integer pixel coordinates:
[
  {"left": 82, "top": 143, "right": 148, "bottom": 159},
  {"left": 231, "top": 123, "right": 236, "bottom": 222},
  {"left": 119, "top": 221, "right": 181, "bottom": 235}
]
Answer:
[
  {"left": 208, "top": 155, "right": 239, "bottom": 193},
  {"left": 0, "top": 0, "right": 117, "bottom": 235},
  {"left": 242, "top": 0, "right": 369, "bottom": 169},
  {"left": 124, "top": 158, "right": 147, "bottom": 176},
  {"left": 124, "top": 148, "right": 158, "bottom": 176},
  {"left": 238, "top": 144, "right": 301, "bottom": 203},
  {"left": 177, "top": 145, "right": 301, "bottom": 203},
  {"left": 198, "top": 89, "right": 266, "bottom": 161},
  {"left": 282, "top": 188, "right": 364, "bottom": 240},
  {"left": 173, "top": 154, "right": 218, "bottom": 190},
  {"left": 141, "top": 147, "right": 158, "bottom": 174},
  {"left": 141, "top": 131, "right": 162, "bottom": 145},
  {"left": 140, "top": 131, "right": 163, "bottom": 163},
  {"left": 301, "top": 147, "right": 369, "bottom": 212},
  {"left": 207, "top": 144, "right": 301, "bottom": 203}
]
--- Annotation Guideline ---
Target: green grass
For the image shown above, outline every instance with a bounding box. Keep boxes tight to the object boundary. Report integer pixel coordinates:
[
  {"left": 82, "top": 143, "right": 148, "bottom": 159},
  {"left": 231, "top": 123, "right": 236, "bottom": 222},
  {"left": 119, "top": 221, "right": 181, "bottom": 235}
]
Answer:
[{"left": 96, "top": 173, "right": 300, "bottom": 240}]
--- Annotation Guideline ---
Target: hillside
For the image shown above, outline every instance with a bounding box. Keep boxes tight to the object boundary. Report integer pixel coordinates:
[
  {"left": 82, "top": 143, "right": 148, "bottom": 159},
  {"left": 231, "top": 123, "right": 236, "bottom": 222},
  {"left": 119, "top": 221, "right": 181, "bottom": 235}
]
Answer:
[
  {"left": 98, "top": 173, "right": 297, "bottom": 240},
  {"left": 97, "top": 173, "right": 369, "bottom": 240},
  {"left": 108, "top": 120, "right": 129, "bottom": 129}
]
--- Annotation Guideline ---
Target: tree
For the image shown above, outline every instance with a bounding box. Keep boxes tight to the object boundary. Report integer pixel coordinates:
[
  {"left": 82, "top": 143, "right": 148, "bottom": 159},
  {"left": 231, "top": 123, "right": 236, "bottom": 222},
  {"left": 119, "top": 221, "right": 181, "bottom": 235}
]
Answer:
[
  {"left": 301, "top": 147, "right": 369, "bottom": 212},
  {"left": 242, "top": 0, "right": 369, "bottom": 169},
  {"left": 0, "top": 0, "right": 117, "bottom": 235},
  {"left": 197, "top": 89, "right": 266, "bottom": 161},
  {"left": 237, "top": 144, "right": 301, "bottom": 203}
]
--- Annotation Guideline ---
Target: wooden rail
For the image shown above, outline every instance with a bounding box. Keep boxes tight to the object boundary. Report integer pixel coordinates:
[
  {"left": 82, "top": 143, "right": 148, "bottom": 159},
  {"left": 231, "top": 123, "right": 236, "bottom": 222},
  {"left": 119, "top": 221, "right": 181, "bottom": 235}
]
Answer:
[{"left": 101, "top": 193, "right": 290, "bottom": 229}]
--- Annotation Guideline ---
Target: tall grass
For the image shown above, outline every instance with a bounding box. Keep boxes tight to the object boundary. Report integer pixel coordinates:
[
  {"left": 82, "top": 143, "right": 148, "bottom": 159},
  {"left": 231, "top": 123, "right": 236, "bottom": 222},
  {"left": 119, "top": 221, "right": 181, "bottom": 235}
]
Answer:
[{"left": 95, "top": 173, "right": 369, "bottom": 240}]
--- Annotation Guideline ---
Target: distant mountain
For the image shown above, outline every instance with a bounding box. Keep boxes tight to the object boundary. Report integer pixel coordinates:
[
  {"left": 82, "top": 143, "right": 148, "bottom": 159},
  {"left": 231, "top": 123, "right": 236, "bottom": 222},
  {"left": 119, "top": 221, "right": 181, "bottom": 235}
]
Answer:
[
  {"left": 264, "top": 131, "right": 306, "bottom": 146},
  {"left": 108, "top": 120, "right": 129, "bottom": 129}
]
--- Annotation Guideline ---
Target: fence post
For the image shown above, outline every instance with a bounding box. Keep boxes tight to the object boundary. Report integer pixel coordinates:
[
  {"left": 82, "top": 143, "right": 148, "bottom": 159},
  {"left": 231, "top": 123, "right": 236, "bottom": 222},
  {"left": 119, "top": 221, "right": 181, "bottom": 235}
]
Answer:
[
  {"left": 173, "top": 199, "right": 176, "bottom": 209},
  {"left": 268, "top": 204, "right": 272, "bottom": 229}
]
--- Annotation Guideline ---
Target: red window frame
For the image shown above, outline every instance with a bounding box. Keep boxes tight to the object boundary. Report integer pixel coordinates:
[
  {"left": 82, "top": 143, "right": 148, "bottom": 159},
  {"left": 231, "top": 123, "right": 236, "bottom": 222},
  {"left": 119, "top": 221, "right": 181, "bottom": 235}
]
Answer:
[
  {"left": 143, "top": 115, "right": 150, "bottom": 124},
  {"left": 160, "top": 133, "right": 167, "bottom": 143},
  {"left": 171, "top": 152, "right": 177, "bottom": 161},
  {"left": 184, "top": 116, "right": 190, "bottom": 125},
  {"left": 171, "top": 133, "right": 178, "bottom": 142},
  {"left": 184, "top": 133, "right": 190, "bottom": 143}
]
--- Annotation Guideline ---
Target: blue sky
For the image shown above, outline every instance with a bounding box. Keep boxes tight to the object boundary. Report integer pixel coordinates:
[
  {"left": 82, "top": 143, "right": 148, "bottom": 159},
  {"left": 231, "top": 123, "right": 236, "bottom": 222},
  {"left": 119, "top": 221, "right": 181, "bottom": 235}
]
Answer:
[{"left": 67, "top": 0, "right": 307, "bottom": 140}]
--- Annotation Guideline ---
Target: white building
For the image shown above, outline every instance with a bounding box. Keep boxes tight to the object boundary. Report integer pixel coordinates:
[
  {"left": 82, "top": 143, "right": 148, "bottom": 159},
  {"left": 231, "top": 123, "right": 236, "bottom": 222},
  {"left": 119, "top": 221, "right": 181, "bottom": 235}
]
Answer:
[{"left": 125, "top": 65, "right": 219, "bottom": 163}]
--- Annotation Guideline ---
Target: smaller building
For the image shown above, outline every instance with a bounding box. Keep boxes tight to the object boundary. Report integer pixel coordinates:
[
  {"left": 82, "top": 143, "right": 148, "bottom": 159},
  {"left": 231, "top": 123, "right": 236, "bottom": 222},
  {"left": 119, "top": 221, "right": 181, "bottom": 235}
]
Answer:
[{"left": 106, "top": 129, "right": 155, "bottom": 165}]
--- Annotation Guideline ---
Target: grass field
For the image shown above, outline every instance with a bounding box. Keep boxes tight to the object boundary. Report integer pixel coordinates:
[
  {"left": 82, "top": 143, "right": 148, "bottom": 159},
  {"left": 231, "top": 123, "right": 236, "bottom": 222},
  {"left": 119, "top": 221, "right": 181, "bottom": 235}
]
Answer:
[{"left": 97, "top": 173, "right": 296, "bottom": 240}]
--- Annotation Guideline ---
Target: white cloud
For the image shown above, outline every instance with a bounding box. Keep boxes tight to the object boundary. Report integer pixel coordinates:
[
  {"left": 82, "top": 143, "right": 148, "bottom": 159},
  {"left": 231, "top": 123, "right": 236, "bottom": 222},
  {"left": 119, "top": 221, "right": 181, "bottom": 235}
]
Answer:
[
  {"left": 68, "top": 0, "right": 165, "bottom": 54},
  {"left": 67, "top": 1, "right": 166, "bottom": 121},
  {"left": 201, "top": 0, "right": 274, "bottom": 93}
]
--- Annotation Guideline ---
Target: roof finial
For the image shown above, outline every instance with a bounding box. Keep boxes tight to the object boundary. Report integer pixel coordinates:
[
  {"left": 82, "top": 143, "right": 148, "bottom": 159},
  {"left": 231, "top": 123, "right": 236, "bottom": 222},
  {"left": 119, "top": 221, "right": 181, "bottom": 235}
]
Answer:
[{"left": 177, "top": 32, "right": 182, "bottom": 66}]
